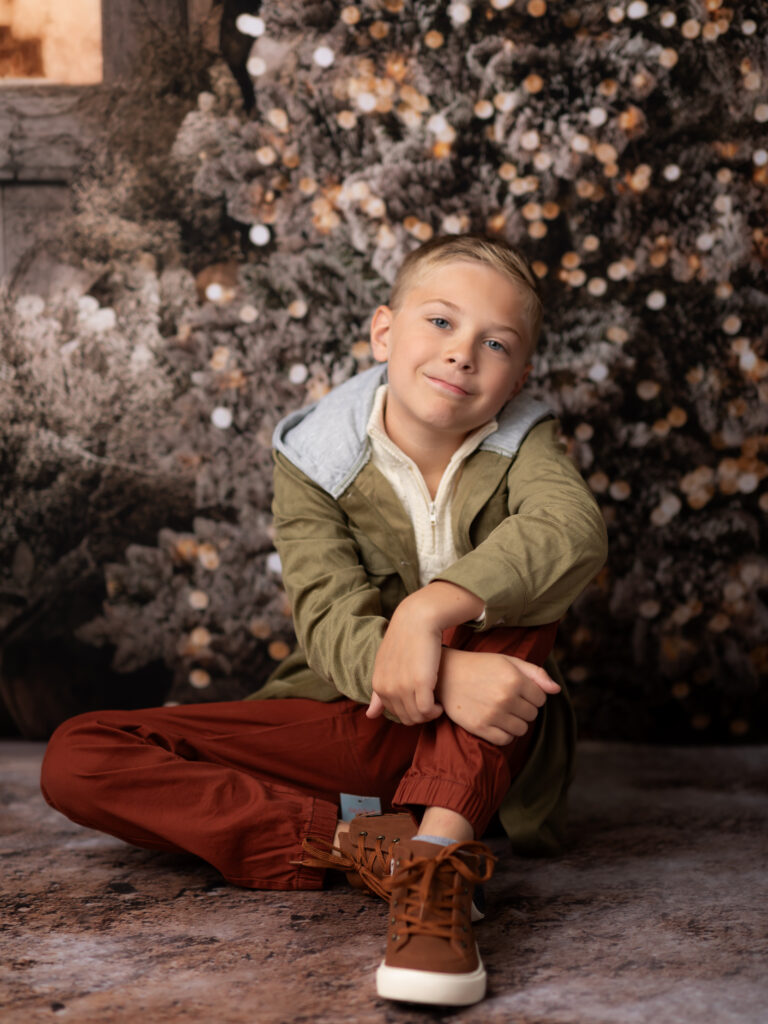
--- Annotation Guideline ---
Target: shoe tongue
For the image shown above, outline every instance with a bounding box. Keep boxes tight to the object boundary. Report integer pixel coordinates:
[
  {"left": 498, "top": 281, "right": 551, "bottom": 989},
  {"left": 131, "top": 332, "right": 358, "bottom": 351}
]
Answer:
[
  {"left": 400, "top": 837, "right": 452, "bottom": 862},
  {"left": 400, "top": 838, "right": 484, "bottom": 876},
  {"left": 395, "top": 840, "right": 469, "bottom": 913},
  {"left": 388, "top": 838, "right": 437, "bottom": 874}
]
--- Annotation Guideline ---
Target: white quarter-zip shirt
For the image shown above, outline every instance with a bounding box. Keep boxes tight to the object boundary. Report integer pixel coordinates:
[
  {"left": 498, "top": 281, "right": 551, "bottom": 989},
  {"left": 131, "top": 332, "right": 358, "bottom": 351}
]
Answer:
[{"left": 366, "top": 384, "right": 498, "bottom": 587}]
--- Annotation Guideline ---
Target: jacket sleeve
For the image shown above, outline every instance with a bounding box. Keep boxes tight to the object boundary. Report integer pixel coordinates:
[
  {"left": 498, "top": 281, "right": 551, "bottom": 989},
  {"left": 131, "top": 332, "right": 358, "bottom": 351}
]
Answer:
[
  {"left": 436, "top": 418, "right": 608, "bottom": 628},
  {"left": 271, "top": 451, "right": 388, "bottom": 703}
]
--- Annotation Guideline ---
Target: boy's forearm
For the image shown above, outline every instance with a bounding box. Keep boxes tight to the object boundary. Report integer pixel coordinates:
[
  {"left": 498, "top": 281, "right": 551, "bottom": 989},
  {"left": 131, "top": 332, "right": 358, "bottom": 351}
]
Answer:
[
  {"left": 402, "top": 580, "right": 485, "bottom": 632},
  {"left": 367, "top": 581, "right": 484, "bottom": 725}
]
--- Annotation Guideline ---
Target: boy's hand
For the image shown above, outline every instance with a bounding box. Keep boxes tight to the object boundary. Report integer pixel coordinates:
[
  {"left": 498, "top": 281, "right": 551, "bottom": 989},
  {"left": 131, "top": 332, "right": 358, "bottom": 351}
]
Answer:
[
  {"left": 366, "top": 582, "right": 485, "bottom": 725},
  {"left": 366, "top": 596, "right": 445, "bottom": 725},
  {"left": 436, "top": 647, "right": 560, "bottom": 745}
]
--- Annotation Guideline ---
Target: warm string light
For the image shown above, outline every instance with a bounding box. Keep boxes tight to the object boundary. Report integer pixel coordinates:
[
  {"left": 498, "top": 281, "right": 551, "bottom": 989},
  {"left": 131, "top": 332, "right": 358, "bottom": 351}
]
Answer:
[
  {"left": 236, "top": 0, "right": 762, "bottom": 335},
  {"left": 168, "top": 0, "right": 768, "bottom": 727}
]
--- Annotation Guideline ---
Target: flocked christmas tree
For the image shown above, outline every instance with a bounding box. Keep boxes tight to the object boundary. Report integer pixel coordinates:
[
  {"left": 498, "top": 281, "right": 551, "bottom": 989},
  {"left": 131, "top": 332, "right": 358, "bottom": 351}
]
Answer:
[{"left": 1, "top": 0, "right": 766, "bottom": 740}]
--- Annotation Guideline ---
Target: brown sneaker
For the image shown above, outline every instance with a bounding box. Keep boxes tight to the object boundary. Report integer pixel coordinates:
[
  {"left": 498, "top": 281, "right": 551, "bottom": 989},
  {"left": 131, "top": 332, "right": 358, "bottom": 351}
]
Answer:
[
  {"left": 375, "top": 838, "right": 496, "bottom": 1006},
  {"left": 299, "top": 812, "right": 417, "bottom": 899}
]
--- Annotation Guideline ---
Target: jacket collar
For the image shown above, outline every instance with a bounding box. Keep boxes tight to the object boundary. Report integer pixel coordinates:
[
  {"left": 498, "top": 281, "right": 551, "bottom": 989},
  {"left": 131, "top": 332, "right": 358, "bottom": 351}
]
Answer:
[{"left": 273, "top": 363, "right": 552, "bottom": 499}]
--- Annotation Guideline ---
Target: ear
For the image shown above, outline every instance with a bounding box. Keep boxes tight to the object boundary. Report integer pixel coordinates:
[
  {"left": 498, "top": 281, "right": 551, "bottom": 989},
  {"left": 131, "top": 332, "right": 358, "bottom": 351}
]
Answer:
[
  {"left": 369, "top": 305, "right": 393, "bottom": 363},
  {"left": 507, "top": 363, "right": 532, "bottom": 401}
]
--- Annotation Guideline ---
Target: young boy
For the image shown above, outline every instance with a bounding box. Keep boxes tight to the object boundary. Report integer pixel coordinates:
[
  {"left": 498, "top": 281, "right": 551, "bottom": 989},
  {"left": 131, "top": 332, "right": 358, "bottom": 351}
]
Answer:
[{"left": 41, "top": 235, "right": 607, "bottom": 1007}]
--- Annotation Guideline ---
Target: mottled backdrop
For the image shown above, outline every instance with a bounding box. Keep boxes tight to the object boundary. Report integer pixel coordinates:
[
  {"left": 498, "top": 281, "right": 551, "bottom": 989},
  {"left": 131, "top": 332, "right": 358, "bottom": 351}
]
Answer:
[{"left": 1, "top": 0, "right": 766, "bottom": 742}]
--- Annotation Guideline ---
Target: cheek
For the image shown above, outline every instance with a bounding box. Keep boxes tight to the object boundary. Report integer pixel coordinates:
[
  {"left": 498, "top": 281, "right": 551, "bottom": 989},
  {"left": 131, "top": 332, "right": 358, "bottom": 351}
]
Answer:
[
  {"left": 495, "top": 370, "right": 524, "bottom": 403},
  {"left": 385, "top": 356, "right": 415, "bottom": 390},
  {"left": 507, "top": 369, "right": 530, "bottom": 398},
  {"left": 391, "top": 343, "right": 425, "bottom": 372}
]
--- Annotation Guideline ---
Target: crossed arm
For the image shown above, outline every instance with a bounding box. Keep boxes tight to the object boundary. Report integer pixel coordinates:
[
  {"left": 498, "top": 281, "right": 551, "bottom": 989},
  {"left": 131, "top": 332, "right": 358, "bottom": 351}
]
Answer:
[
  {"left": 366, "top": 580, "right": 561, "bottom": 745},
  {"left": 272, "top": 419, "right": 607, "bottom": 746}
]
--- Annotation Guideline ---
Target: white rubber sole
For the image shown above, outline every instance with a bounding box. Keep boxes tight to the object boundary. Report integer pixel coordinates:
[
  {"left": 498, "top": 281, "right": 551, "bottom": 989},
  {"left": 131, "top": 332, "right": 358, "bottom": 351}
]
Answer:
[{"left": 375, "top": 955, "right": 487, "bottom": 1006}]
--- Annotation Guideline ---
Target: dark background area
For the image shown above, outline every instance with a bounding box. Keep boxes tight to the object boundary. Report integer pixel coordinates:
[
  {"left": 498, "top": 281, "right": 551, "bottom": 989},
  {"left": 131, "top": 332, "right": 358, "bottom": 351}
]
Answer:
[{"left": 1, "top": 0, "right": 766, "bottom": 743}]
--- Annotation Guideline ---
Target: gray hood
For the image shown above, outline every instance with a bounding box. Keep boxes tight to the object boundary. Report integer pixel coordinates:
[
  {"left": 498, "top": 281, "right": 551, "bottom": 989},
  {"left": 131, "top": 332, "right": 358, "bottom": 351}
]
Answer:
[{"left": 273, "top": 363, "right": 552, "bottom": 498}]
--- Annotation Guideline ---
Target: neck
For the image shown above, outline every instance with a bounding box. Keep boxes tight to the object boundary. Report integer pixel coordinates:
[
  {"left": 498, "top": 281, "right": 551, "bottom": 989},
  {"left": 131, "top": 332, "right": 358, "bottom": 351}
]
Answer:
[{"left": 383, "top": 408, "right": 465, "bottom": 498}]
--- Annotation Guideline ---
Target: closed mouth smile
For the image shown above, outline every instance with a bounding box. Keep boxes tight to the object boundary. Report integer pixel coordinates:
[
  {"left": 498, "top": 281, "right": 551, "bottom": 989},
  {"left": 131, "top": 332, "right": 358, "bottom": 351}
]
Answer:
[{"left": 425, "top": 374, "right": 470, "bottom": 396}]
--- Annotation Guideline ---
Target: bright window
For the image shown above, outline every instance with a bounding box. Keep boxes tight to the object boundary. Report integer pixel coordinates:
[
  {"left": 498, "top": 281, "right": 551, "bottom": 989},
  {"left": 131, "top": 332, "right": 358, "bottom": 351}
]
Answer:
[{"left": 0, "top": 0, "right": 102, "bottom": 84}]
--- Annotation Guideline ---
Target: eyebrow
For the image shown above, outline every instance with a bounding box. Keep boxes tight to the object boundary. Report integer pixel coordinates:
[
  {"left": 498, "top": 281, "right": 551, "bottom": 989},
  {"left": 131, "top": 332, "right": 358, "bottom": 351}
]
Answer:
[{"left": 418, "top": 298, "right": 524, "bottom": 340}]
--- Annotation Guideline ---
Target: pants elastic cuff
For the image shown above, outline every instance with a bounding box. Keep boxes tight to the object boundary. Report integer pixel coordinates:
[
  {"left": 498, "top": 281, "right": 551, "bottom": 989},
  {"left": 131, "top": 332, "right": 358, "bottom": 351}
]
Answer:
[{"left": 393, "top": 777, "right": 493, "bottom": 838}]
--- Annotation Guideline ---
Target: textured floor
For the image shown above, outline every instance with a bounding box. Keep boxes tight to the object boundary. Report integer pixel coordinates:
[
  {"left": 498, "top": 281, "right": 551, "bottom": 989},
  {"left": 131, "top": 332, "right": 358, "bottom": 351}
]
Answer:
[{"left": 1, "top": 740, "right": 767, "bottom": 1024}]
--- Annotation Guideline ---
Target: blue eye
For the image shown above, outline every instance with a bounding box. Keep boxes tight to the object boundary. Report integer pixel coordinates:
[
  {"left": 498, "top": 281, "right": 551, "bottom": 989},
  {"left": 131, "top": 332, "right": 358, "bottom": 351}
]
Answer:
[
  {"left": 429, "top": 317, "right": 451, "bottom": 329},
  {"left": 485, "top": 339, "right": 505, "bottom": 352}
]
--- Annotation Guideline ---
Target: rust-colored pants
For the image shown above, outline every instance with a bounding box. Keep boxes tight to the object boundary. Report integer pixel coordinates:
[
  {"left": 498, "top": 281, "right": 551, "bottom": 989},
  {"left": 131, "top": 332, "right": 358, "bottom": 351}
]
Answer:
[{"left": 41, "top": 623, "right": 557, "bottom": 891}]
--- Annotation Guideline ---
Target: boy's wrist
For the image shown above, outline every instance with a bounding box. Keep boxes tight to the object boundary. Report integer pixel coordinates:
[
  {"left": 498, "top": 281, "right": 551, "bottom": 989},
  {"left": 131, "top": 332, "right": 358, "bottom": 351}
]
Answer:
[{"left": 404, "top": 581, "right": 485, "bottom": 632}]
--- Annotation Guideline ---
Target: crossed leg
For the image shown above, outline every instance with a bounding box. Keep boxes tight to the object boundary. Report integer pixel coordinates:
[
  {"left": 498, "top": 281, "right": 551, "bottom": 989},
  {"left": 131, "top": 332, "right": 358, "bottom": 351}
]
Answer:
[{"left": 41, "top": 623, "right": 557, "bottom": 890}]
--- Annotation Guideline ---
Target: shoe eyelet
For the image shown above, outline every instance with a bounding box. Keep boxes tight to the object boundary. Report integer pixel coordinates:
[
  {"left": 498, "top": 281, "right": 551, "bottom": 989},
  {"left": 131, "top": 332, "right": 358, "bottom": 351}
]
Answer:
[
  {"left": 392, "top": 933, "right": 399, "bottom": 941},
  {"left": 359, "top": 830, "right": 368, "bottom": 837},
  {"left": 391, "top": 917, "right": 397, "bottom": 924},
  {"left": 376, "top": 834, "right": 385, "bottom": 840}
]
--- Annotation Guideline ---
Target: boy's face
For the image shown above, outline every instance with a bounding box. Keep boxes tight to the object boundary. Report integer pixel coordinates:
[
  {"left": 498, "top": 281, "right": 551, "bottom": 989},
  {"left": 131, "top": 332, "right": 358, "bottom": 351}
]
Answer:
[{"left": 370, "top": 260, "right": 533, "bottom": 448}]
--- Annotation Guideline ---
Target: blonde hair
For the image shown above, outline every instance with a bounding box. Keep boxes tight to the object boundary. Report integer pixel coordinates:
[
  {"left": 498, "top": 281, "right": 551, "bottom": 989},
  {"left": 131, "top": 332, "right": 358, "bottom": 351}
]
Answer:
[{"left": 389, "top": 234, "right": 543, "bottom": 349}]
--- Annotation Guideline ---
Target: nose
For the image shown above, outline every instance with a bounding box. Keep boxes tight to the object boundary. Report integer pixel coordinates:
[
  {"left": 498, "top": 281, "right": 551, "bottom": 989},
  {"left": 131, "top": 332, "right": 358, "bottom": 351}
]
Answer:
[{"left": 444, "top": 332, "right": 474, "bottom": 370}]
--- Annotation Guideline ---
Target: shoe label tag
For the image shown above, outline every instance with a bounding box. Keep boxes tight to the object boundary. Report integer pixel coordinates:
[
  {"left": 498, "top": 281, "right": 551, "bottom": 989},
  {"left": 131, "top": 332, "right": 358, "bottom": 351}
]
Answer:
[{"left": 339, "top": 793, "right": 381, "bottom": 821}]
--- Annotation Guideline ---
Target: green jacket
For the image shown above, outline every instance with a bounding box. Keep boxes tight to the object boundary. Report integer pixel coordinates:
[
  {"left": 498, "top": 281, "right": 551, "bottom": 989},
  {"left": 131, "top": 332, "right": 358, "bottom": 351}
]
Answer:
[{"left": 250, "top": 366, "right": 608, "bottom": 853}]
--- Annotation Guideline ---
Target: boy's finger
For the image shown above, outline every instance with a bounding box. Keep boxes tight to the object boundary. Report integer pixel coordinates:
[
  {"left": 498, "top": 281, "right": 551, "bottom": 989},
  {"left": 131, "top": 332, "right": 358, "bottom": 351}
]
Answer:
[
  {"left": 365, "top": 692, "right": 385, "bottom": 719},
  {"left": 484, "top": 724, "right": 520, "bottom": 746},
  {"left": 498, "top": 714, "right": 531, "bottom": 739},
  {"left": 512, "top": 699, "right": 540, "bottom": 723},
  {"left": 510, "top": 658, "right": 561, "bottom": 693},
  {"left": 518, "top": 680, "right": 548, "bottom": 708},
  {"left": 391, "top": 695, "right": 415, "bottom": 726},
  {"left": 414, "top": 685, "right": 439, "bottom": 718},
  {"left": 401, "top": 693, "right": 442, "bottom": 726},
  {"left": 535, "top": 677, "right": 562, "bottom": 694}
]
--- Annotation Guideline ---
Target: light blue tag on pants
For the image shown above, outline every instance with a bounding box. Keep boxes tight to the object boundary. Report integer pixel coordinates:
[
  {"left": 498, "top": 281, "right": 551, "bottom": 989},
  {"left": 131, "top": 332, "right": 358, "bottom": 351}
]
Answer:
[{"left": 340, "top": 793, "right": 382, "bottom": 821}]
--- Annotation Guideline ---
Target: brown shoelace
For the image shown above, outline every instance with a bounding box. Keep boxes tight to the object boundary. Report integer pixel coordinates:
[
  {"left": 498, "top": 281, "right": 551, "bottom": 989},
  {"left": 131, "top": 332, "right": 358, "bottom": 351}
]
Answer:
[
  {"left": 297, "top": 830, "right": 403, "bottom": 900},
  {"left": 387, "top": 842, "right": 496, "bottom": 942}
]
